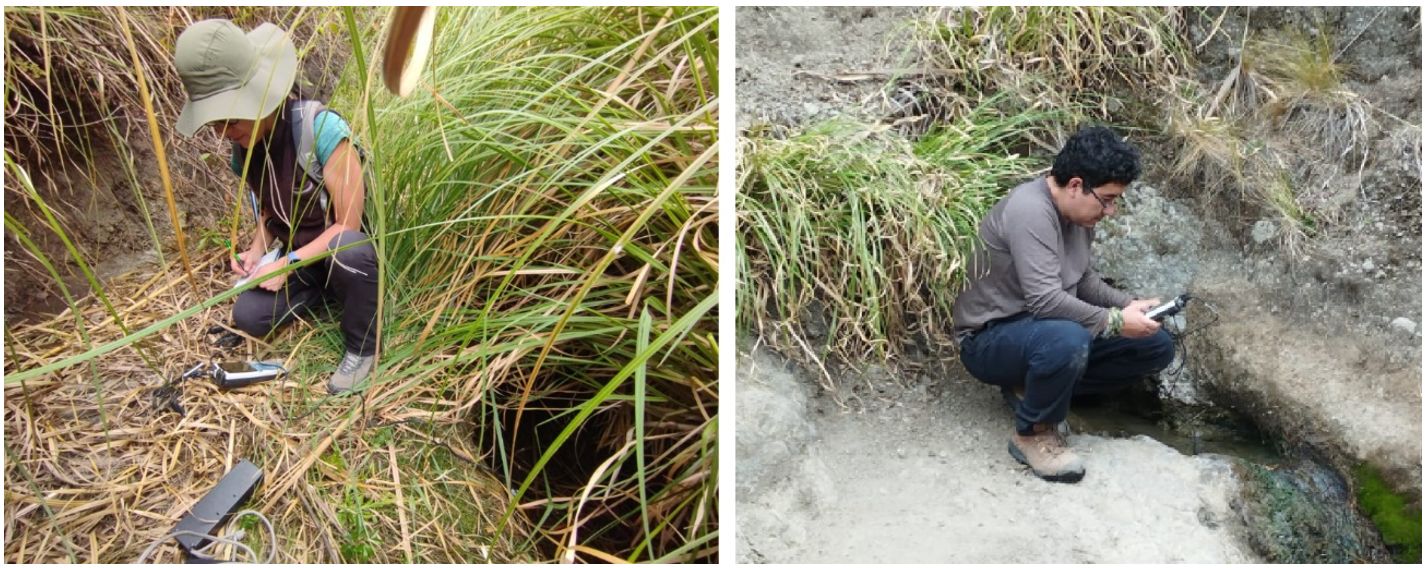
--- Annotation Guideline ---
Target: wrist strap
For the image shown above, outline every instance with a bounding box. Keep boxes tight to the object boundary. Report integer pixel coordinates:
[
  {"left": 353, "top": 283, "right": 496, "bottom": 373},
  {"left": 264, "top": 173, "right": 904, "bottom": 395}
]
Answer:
[
  {"left": 1101, "top": 307, "right": 1124, "bottom": 338},
  {"left": 287, "top": 251, "right": 301, "bottom": 264}
]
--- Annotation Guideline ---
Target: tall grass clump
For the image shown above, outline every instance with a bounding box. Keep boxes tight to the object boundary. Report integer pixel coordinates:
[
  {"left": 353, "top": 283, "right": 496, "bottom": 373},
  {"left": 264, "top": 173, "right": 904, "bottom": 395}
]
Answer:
[
  {"left": 915, "top": 6, "right": 1190, "bottom": 124},
  {"left": 738, "top": 103, "right": 1057, "bottom": 373},
  {"left": 5, "top": 5, "right": 716, "bottom": 563},
  {"left": 1161, "top": 10, "right": 1388, "bottom": 249},
  {"left": 330, "top": 5, "right": 720, "bottom": 562}
]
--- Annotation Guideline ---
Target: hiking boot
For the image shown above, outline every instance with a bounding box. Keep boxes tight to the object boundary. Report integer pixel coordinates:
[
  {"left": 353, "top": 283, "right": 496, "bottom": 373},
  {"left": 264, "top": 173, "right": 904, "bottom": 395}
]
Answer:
[
  {"left": 327, "top": 351, "right": 375, "bottom": 394},
  {"left": 1000, "top": 385, "right": 1071, "bottom": 436},
  {"left": 1008, "top": 423, "right": 1085, "bottom": 483}
]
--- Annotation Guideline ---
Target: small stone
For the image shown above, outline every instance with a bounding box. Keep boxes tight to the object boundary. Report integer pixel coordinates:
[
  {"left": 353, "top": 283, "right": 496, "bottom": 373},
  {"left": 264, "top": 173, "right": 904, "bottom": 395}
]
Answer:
[
  {"left": 791, "top": 54, "right": 804, "bottom": 67},
  {"left": 1362, "top": 259, "right": 1375, "bottom": 271},
  {"left": 1390, "top": 317, "right": 1416, "bottom": 334},
  {"left": 1251, "top": 219, "right": 1277, "bottom": 244},
  {"left": 802, "top": 102, "right": 820, "bottom": 115}
]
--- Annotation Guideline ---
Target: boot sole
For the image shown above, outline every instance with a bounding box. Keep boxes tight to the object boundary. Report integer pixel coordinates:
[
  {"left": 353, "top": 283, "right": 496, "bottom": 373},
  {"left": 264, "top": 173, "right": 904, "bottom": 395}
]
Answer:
[{"left": 1007, "top": 441, "right": 1085, "bottom": 483}]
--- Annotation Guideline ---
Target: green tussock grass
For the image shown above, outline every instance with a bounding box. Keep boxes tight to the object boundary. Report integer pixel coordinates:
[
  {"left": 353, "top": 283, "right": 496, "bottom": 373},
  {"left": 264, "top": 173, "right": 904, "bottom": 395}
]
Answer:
[
  {"left": 916, "top": 6, "right": 1190, "bottom": 123},
  {"left": 738, "top": 101, "right": 1058, "bottom": 371},
  {"left": 1353, "top": 463, "right": 1422, "bottom": 563},
  {"left": 333, "top": 6, "right": 719, "bottom": 560}
]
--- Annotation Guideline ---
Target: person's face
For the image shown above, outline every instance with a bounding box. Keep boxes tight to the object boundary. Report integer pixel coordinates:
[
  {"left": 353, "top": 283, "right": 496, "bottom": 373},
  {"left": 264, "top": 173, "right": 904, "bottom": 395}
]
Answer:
[
  {"left": 1063, "top": 178, "right": 1126, "bottom": 227},
  {"left": 209, "top": 119, "right": 258, "bottom": 147}
]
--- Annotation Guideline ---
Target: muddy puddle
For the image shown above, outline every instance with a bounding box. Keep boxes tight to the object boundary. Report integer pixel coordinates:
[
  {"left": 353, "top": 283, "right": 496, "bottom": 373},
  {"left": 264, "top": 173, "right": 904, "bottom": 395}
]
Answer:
[{"left": 1067, "top": 396, "right": 1284, "bottom": 467}]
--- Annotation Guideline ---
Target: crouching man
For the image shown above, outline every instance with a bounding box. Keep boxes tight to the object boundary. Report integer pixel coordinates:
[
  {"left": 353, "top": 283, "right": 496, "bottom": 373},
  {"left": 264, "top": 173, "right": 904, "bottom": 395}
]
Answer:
[{"left": 952, "top": 126, "right": 1175, "bottom": 483}]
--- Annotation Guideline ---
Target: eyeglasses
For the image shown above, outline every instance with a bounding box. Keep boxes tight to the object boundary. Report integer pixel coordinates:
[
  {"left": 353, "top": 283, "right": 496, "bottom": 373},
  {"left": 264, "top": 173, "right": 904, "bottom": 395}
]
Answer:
[{"left": 1091, "top": 191, "right": 1119, "bottom": 213}]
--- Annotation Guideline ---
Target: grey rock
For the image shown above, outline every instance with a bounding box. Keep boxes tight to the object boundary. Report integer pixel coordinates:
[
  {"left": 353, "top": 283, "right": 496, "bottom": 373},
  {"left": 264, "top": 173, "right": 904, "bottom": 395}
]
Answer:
[
  {"left": 1251, "top": 219, "right": 1278, "bottom": 244},
  {"left": 1389, "top": 317, "right": 1416, "bottom": 334}
]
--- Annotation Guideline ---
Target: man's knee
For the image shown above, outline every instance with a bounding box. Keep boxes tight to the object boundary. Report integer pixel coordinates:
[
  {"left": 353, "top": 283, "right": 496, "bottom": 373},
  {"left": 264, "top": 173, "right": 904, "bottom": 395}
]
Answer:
[
  {"left": 1145, "top": 329, "right": 1175, "bottom": 370},
  {"left": 1032, "top": 319, "right": 1092, "bottom": 371}
]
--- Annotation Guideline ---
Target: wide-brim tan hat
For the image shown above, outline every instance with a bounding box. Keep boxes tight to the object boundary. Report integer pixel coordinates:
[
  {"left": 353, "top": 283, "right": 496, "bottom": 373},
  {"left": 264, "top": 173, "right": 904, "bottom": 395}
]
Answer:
[{"left": 175, "top": 20, "right": 298, "bottom": 137}]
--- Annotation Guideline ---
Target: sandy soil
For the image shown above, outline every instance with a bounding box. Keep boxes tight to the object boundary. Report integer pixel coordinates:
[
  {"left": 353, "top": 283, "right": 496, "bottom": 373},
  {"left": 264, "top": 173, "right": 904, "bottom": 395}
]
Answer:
[{"left": 736, "top": 346, "right": 1257, "bottom": 563}]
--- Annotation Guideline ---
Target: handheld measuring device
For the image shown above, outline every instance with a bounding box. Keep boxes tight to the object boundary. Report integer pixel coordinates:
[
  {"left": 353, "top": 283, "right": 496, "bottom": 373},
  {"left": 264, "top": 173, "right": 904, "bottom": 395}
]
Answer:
[
  {"left": 152, "top": 361, "right": 287, "bottom": 416},
  {"left": 1145, "top": 294, "right": 1192, "bottom": 322},
  {"left": 212, "top": 361, "right": 286, "bottom": 390}
]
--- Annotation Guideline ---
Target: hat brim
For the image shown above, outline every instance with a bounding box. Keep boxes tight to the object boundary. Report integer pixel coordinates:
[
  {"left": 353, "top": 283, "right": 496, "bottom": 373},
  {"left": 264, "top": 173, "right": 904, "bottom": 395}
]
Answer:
[{"left": 176, "top": 23, "right": 298, "bottom": 137}]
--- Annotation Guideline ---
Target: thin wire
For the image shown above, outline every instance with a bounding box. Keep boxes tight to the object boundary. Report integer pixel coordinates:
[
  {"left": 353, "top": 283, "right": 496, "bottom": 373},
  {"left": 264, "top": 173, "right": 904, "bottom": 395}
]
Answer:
[
  {"left": 135, "top": 509, "right": 276, "bottom": 563},
  {"left": 1162, "top": 297, "right": 1221, "bottom": 377}
]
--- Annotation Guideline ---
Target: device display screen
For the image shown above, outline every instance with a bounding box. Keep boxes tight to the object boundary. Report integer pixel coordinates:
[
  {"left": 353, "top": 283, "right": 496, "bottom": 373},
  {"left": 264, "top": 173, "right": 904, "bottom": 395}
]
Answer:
[{"left": 217, "top": 362, "right": 255, "bottom": 373}]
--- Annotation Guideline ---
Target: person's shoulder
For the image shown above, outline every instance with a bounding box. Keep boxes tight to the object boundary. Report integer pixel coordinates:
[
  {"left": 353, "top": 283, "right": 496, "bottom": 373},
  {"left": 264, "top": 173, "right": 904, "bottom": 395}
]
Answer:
[
  {"left": 1003, "top": 177, "right": 1054, "bottom": 217},
  {"left": 313, "top": 108, "right": 351, "bottom": 134},
  {"left": 311, "top": 106, "right": 353, "bottom": 163}
]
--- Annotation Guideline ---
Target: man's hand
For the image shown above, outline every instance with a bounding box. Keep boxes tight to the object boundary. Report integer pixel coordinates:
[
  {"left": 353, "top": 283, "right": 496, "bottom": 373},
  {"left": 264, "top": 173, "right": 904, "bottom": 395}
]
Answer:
[
  {"left": 249, "top": 258, "right": 290, "bottom": 292},
  {"left": 1125, "top": 298, "right": 1162, "bottom": 314},
  {"left": 1120, "top": 302, "right": 1162, "bottom": 338}
]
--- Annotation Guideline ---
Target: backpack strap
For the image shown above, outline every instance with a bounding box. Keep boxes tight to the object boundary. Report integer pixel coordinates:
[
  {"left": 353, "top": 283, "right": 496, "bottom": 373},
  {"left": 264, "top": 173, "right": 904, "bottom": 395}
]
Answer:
[
  {"left": 287, "top": 100, "right": 333, "bottom": 216},
  {"left": 289, "top": 100, "right": 327, "bottom": 185}
]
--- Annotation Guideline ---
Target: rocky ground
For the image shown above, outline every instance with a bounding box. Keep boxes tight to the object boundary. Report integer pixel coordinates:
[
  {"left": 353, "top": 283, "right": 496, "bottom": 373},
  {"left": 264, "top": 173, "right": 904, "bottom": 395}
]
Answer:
[
  {"left": 735, "top": 6, "right": 924, "bottom": 130},
  {"left": 1097, "top": 183, "right": 1423, "bottom": 496},
  {"left": 737, "top": 344, "right": 1261, "bottom": 563}
]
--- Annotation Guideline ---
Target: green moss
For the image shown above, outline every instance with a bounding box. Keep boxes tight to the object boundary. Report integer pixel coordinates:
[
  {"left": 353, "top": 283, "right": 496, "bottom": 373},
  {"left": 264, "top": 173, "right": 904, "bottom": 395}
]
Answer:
[{"left": 1353, "top": 463, "right": 1422, "bottom": 563}]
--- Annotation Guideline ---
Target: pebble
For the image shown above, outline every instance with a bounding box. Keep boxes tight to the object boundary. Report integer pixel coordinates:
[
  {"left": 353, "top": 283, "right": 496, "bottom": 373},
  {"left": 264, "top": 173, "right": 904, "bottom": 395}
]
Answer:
[
  {"left": 1389, "top": 317, "right": 1416, "bottom": 334},
  {"left": 802, "top": 102, "right": 821, "bottom": 115},
  {"left": 1362, "top": 258, "right": 1375, "bottom": 271},
  {"left": 1250, "top": 219, "right": 1277, "bottom": 244}
]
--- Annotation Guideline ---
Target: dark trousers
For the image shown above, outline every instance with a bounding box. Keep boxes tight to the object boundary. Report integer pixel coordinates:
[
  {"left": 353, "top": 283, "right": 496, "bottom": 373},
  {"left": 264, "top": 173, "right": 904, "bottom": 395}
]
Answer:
[
  {"left": 232, "top": 230, "right": 379, "bottom": 356},
  {"left": 959, "top": 314, "right": 1174, "bottom": 435}
]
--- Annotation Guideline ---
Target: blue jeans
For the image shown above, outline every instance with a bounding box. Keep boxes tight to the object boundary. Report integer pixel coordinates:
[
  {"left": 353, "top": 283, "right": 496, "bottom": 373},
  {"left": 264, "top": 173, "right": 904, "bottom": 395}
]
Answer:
[{"left": 959, "top": 313, "right": 1174, "bottom": 435}]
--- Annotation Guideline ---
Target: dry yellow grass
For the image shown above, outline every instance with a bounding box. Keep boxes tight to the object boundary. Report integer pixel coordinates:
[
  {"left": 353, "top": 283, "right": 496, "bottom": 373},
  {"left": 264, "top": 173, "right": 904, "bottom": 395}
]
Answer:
[{"left": 4, "top": 250, "right": 531, "bottom": 563}]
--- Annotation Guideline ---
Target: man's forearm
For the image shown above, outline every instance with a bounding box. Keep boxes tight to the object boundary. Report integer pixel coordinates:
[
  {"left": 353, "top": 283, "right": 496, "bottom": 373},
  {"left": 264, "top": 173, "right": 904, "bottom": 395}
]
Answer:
[{"left": 1077, "top": 270, "right": 1134, "bottom": 308}]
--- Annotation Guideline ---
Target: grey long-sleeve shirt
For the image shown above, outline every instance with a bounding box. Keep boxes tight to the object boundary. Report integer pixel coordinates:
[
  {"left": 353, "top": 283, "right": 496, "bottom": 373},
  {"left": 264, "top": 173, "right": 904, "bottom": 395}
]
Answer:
[{"left": 951, "top": 177, "right": 1132, "bottom": 340}]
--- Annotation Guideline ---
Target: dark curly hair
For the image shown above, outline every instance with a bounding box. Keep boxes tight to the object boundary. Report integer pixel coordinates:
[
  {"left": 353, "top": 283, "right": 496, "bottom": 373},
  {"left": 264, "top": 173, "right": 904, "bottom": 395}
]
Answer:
[{"left": 1050, "top": 126, "right": 1141, "bottom": 192}]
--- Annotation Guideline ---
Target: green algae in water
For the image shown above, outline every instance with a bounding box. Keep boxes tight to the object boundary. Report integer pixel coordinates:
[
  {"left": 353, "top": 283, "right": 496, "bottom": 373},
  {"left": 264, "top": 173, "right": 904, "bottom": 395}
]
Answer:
[
  {"left": 1236, "top": 460, "right": 1391, "bottom": 563},
  {"left": 1353, "top": 463, "right": 1422, "bottom": 563}
]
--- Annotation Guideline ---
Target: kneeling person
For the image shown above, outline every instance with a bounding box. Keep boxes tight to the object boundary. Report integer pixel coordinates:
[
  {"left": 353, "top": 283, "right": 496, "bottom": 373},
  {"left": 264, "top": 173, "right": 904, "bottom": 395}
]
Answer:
[
  {"left": 952, "top": 126, "right": 1174, "bottom": 483},
  {"left": 173, "top": 19, "right": 380, "bottom": 394}
]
